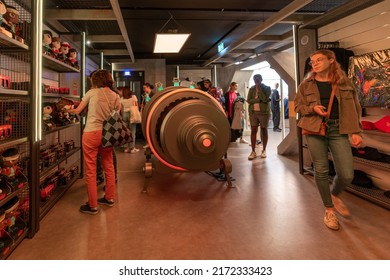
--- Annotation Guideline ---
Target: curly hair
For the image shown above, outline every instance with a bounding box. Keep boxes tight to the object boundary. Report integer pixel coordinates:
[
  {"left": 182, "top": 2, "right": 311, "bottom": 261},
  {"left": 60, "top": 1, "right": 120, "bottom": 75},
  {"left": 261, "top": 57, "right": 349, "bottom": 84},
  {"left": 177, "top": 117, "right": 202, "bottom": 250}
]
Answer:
[
  {"left": 309, "top": 49, "right": 348, "bottom": 85},
  {"left": 90, "top": 69, "right": 114, "bottom": 89}
]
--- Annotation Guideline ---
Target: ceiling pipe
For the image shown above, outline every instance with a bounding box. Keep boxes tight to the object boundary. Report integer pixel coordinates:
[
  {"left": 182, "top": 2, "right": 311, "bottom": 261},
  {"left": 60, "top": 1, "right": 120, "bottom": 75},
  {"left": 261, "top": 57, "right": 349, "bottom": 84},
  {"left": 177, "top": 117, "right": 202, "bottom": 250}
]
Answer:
[{"left": 110, "top": 0, "right": 135, "bottom": 63}]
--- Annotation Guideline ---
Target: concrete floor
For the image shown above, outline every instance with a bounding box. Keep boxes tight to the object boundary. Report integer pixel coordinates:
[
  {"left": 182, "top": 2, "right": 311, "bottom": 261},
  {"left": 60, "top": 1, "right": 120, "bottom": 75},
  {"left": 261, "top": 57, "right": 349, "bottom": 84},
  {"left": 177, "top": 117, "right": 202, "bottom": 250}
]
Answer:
[{"left": 8, "top": 130, "right": 390, "bottom": 260}]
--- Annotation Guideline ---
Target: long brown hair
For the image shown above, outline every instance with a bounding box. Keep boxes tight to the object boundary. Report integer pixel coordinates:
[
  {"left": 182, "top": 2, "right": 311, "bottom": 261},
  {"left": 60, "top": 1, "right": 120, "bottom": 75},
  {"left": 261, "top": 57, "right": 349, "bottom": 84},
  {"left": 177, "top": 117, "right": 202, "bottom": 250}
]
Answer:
[
  {"left": 308, "top": 49, "right": 348, "bottom": 85},
  {"left": 122, "top": 86, "right": 134, "bottom": 99}
]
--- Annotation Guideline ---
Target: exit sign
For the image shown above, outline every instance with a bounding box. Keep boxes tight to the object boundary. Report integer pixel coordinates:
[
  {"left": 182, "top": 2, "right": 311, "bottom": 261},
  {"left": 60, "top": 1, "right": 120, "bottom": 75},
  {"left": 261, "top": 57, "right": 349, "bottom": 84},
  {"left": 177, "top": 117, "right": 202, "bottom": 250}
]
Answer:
[{"left": 218, "top": 42, "right": 224, "bottom": 53}]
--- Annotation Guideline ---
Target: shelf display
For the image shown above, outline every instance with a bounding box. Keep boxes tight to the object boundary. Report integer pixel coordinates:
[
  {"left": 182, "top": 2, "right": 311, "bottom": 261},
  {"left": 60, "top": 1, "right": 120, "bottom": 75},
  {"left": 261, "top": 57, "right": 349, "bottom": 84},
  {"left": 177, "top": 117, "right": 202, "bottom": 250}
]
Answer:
[{"left": 0, "top": 0, "right": 83, "bottom": 259}]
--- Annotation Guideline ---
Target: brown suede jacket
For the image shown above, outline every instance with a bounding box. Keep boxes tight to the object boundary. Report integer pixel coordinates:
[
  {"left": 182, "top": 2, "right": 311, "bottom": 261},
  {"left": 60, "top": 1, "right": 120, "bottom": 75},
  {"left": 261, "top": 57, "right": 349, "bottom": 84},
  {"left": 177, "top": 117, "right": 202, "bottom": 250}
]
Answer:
[{"left": 294, "top": 76, "right": 362, "bottom": 135}]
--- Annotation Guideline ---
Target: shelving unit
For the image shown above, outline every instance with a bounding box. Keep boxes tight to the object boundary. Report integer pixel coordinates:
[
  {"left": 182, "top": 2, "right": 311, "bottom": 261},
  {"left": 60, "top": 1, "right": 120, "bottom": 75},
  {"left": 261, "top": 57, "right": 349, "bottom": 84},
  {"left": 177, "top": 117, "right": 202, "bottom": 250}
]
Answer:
[
  {"left": 38, "top": 46, "right": 82, "bottom": 220},
  {"left": 0, "top": 0, "right": 31, "bottom": 259},
  {"left": 43, "top": 54, "right": 80, "bottom": 73},
  {"left": 1, "top": 0, "right": 84, "bottom": 258}
]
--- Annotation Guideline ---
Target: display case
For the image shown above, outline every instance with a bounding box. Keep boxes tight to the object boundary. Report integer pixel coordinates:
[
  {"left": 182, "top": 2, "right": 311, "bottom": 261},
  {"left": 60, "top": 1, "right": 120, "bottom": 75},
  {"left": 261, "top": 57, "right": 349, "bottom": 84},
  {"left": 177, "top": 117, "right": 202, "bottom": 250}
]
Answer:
[
  {"left": 1, "top": 0, "right": 83, "bottom": 258},
  {"left": 0, "top": 0, "right": 31, "bottom": 259},
  {"left": 38, "top": 33, "right": 82, "bottom": 220}
]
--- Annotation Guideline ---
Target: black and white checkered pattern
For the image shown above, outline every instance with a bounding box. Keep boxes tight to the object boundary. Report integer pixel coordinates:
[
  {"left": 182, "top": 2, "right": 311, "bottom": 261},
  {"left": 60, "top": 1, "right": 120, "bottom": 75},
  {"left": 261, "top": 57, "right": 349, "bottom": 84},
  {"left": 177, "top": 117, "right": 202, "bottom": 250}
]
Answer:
[{"left": 102, "top": 110, "right": 132, "bottom": 148}]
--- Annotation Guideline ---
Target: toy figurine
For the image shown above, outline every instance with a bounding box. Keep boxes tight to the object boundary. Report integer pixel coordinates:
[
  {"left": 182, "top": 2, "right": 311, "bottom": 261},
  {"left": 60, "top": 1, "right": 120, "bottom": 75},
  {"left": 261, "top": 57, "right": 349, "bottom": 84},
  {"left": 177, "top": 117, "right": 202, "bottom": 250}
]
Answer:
[
  {"left": 42, "top": 102, "right": 55, "bottom": 130},
  {"left": 57, "top": 41, "right": 71, "bottom": 62},
  {"left": 0, "top": 5, "right": 19, "bottom": 38},
  {"left": 68, "top": 48, "right": 79, "bottom": 69},
  {"left": 0, "top": 1, "right": 6, "bottom": 27},
  {"left": 43, "top": 30, "right": 55, "bottom": 57},
  {"left": 0, "top": 148, "right": 20, "bottom": 180},
  {"left": 4, "top": 108, "right": 16, "bottom": 123},
  {"left": 50, "top": 36, "right": 61, "bottom": 56},
  {"left": 0, "top": 148, "right": 27, "bottom": 191}
]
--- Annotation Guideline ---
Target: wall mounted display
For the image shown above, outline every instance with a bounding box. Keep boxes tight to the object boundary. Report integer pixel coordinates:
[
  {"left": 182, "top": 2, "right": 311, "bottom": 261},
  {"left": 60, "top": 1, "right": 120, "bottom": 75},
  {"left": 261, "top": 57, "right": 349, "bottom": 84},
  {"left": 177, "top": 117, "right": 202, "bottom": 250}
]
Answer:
[{"left": 348, "top": 48, "right": 390, "bottom": 107}]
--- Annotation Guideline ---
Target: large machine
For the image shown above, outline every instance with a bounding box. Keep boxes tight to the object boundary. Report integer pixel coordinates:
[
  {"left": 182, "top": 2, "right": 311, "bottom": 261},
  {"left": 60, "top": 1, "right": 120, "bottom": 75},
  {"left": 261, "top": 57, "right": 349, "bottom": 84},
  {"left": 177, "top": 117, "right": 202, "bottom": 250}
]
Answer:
[{"left": 141, "top": 86, "right": 233, "bottom": 191}]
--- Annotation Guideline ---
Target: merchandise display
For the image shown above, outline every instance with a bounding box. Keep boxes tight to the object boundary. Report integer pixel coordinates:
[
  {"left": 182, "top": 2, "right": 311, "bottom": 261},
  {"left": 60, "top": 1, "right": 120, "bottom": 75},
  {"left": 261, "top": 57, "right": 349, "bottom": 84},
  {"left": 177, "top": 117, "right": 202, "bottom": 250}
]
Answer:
[{"left": 0, "top": 148, "right": 28, "bottom": 192}]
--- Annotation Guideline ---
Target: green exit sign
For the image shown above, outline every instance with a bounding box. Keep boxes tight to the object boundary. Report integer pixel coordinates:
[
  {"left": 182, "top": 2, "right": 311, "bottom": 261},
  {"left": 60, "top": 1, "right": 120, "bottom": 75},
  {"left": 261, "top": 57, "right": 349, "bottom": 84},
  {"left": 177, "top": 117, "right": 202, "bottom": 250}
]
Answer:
[{"left": 218, "top": 42, "right": 224, "bottom": 52}]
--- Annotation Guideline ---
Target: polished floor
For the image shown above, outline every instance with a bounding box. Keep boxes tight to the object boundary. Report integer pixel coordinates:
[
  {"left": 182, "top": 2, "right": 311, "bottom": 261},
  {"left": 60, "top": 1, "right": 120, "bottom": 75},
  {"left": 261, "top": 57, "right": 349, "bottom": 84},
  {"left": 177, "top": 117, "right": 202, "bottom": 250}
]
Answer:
[{"left": 8, "top": 130, "right": 390, "bottom": 260}]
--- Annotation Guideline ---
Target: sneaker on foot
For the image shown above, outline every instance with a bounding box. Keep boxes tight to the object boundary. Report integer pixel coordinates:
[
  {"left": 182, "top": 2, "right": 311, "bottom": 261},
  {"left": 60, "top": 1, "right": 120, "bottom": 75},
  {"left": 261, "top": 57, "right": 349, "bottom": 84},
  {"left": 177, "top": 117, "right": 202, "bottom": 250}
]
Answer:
[
  {"left": 79, "top": 203, "right": 99, "bottom": 215},
  {"left": 98, "top": 196, "right": 115, "bottom": 207},
  {"left": 239, "top": 138, "right": 248, "bottom": 144},
  {"left": 130, "top": 148, "right": 139, "bottom": 153},
  {"left": 324, "top": 209, "right": 339, "bottom": 230},
  {"left": 248, "top": 151, "right": 256, "bottom": 160},
  {"left": 261, "top": 150, "right": 267, "bottom": 158},
  {"left": 143, "top": 144, "right": 149, "bottom": 149},
  {"left": 123, "top": 148, "right": 130, "bottom": 153},
  {"left": 332, "top": 194, "right": 351, "bottom": 217}
]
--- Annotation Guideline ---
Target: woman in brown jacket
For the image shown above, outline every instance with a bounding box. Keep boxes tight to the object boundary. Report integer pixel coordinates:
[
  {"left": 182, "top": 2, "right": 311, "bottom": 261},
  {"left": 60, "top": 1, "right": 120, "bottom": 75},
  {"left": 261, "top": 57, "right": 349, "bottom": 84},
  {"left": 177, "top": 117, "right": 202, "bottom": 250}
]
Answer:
[{"left": 294, "top": 49, "right": 363, "bottom": 231}]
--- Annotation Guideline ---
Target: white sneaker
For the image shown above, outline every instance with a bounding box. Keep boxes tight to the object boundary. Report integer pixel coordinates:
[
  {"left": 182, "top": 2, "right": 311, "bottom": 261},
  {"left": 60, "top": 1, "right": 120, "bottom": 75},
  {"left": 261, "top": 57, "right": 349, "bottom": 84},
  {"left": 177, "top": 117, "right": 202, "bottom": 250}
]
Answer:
[
  {"left": 248, "top": 151, "right": 256, "bottom": 160},
  {"left": 143, "top": 144, "right": 149, "bottom": 149},
  {"left": 130, "top": 148, "right": 139, "bottom": 153},
  {"left": 261, "top": 150, "right": 267, "bottom": 158},
  {"left": 239, "top": 138, "right": 248, "bottom": 144}
]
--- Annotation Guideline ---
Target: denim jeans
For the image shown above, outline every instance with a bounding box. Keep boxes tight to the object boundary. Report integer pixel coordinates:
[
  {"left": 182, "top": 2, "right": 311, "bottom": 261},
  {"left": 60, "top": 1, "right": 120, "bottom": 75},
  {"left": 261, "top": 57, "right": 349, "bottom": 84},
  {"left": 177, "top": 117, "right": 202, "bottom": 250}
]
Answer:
[
  {"left": 305, "top": 121, "right": 354, "bottom": 208},
  {"left": 122, "top": 112, "right": 136, "bottom": 149}
]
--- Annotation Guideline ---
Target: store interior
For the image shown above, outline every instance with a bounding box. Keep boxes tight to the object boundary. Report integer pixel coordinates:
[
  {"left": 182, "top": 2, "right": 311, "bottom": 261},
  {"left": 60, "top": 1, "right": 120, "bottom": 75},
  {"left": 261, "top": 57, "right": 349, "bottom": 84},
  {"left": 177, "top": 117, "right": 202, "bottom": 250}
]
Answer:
[{"left": 1, "top": 0, "right": 389, "bottom": 259}]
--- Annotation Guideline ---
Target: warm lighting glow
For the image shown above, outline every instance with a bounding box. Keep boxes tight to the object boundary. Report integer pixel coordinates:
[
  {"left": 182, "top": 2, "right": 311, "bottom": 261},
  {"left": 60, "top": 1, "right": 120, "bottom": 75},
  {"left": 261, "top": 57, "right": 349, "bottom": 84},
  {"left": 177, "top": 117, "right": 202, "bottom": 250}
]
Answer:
[{"left": 153, "top": 33, "right": 190, "bottom": 53}]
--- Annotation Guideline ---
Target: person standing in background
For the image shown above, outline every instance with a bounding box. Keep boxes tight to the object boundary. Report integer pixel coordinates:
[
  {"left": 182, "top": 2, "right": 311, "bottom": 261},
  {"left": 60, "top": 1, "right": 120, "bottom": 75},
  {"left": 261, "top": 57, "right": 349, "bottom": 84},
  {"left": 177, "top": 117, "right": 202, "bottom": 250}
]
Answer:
[
  {"left": 203, "top": 79, "right": 223, "bottom": 105},
  {"left": 141, "top": 82, "right": 154, "bottom": 149},
  {"left": 246, "top": 74, "right": 271, "bottom": 160},
  {"left": 140, "top": 82, "right": 154, "bottom": 111},
  {"left": 294, "top": 49, "right": 362, "bottom": 231},
  {"left": 121, "top": 86, "right": 139, "bottom": 153},
  {"left": 271, "top": 83, "right": 282, "bottom": 132},
  {"left": 223, "top": 82, "right": 248, "bottom": 143}
]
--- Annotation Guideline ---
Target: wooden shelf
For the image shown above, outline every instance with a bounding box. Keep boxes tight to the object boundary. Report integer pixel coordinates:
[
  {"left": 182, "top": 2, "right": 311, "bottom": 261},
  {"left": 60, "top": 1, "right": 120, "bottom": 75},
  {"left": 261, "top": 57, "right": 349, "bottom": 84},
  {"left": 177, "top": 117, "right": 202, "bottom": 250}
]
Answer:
[
  {"left": 41, "top": 147, "right": 81, "bottom": 178},
  {"left": 0, "top": 183, "right": 29, "bottom": 208},
  {"left": 0, "top": 89, "right": 29, "bottom": 96},
  {"left": 43, "top": 54, "right": 80, "bottom": 73},
  {"left": 0, "top": 137, "right": 29, "bottom": 149},
  {"left": 42, "top": 93, "right": 80, "bottom": 99},
  {"left": 39, "top": 174, "right": 80, "bottom": 220},
  {"left": 303, "top": 166, "right": 390, "bottom": 210},
  {"left": 0, "top": 32, "right": 29, "bottom": 50},
  {"left": 346, "top": 184, "right": 390, "bottom": 210},
  {"left": 43, "top": 122, "right": 80, "bottom": 135}
]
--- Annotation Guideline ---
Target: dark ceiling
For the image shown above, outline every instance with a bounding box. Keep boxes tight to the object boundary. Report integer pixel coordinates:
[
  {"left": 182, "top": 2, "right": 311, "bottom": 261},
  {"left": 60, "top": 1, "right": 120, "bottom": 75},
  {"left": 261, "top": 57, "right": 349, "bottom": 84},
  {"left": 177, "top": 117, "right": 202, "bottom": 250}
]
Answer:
[{"left": 43, "top": 0, "right": 383, "bottom": 67}]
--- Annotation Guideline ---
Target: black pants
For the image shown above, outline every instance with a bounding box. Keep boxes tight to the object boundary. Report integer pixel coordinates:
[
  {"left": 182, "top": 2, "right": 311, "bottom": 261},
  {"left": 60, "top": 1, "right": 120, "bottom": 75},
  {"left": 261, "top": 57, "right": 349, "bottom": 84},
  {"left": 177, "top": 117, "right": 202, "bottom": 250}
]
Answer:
[{"left": 272, "top": 108, "right": 280, "bottom": 129}]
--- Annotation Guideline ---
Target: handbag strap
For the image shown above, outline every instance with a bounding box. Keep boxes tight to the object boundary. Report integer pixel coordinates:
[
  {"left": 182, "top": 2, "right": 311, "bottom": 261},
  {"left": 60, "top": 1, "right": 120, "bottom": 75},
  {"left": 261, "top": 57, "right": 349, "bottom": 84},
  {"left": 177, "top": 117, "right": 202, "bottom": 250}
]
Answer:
[
  {"left": 324, "top": 85, "right": 337, "bottom": 119},
  {"left": 101, "top": 88, "right": 119, "bottom": 112}
]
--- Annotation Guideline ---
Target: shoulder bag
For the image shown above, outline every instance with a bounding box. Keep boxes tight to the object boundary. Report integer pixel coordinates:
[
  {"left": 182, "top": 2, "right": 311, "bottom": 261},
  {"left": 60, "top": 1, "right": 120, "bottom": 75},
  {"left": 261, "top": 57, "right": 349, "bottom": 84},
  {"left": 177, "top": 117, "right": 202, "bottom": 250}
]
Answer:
[
  {"left": 302, "top": 85, "right": 336, "bottom": 136},
  {"left": 130, "top": 102, "right": 142, "bottom": 124},
  {"left": 101, "top": 90, "right": 132, "bottom": 148}
]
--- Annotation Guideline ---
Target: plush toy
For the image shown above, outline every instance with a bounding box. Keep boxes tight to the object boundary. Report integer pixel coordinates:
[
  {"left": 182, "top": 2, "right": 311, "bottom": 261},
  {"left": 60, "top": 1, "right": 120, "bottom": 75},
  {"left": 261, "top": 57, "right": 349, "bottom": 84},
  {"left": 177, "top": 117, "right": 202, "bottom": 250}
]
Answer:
[
  {"left": 0, "top": 1, "right": 6, "bottom": 27},
  {"left": 55, "top": 97, "right": 80, "bottom": 123},
  {"left": 0, "top": 5, "right": 19, "bottom": 37},
  {"left": 4, "top": 108, "right": 16, "bottom": 123},
  {"left": 42, "top": 30, "right": 56, "bottom": 57},
  {"left": 50, "top": 36, "right": 61, "bottom": 56},
  {"left": 0, "top": 147, "right": 28, "bottom": 192},
  {"left": 0, "top": 148, "right": 20, "bottom": 180},
  {"left": 67, "top": 48, "right": 79, "bottom": 69},
  {"left": 42, "top": 102, "right": 55, "bottom": 130},
  {"left": 57, "top": 41, "right": 71, "bottom": 62}
]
